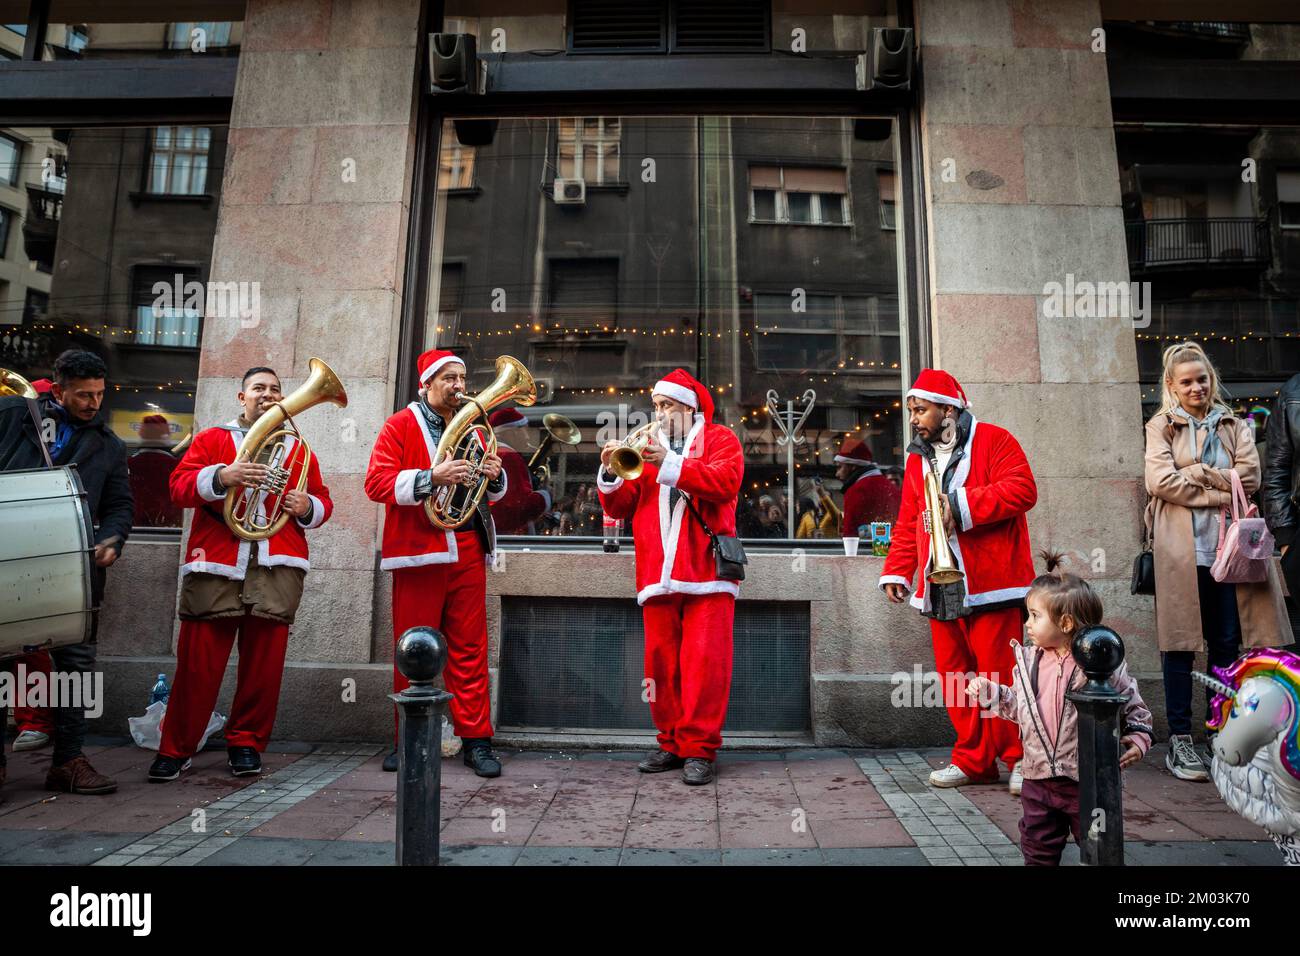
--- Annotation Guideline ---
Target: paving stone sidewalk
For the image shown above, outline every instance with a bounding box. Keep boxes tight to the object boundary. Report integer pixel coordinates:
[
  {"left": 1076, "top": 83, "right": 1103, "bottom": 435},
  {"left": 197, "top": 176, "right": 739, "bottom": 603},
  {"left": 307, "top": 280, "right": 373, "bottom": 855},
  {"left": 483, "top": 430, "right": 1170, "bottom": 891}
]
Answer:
[{"left": 0, "top": 739, "right": 1285, "bottom": 866}]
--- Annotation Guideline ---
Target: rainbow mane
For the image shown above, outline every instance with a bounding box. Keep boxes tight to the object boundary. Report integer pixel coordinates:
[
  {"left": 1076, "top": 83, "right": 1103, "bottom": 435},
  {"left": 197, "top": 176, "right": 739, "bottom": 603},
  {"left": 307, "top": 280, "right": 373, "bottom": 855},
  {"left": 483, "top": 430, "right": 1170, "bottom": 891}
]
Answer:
[{"left": 1208, "top": 648, "right": 1300, "bottom": 781}]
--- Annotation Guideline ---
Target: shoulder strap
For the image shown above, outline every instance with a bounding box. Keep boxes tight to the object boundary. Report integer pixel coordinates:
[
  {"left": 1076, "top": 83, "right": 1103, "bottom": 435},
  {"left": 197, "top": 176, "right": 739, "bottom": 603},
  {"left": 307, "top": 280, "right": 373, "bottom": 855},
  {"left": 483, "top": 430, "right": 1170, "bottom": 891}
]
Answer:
[
  {"left": 24, "top": 398, "right": 53, "bottom": 469},
  {"left": 680, "top": 491, "right": 718, "bottom": 544}
]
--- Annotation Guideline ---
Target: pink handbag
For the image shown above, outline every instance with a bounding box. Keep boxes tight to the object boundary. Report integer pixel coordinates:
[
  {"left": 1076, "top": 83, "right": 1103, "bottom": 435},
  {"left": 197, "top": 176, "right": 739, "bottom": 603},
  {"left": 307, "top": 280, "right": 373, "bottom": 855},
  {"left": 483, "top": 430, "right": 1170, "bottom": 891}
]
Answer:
[{"left": 1210, "top": 469, "right": 1273, "bottom": 584}]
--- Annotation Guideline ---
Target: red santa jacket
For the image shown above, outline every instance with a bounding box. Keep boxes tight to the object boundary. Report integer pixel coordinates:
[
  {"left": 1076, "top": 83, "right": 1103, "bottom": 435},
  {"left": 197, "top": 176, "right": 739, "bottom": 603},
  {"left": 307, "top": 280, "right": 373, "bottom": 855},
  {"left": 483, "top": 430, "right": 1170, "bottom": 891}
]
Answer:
[
  {"left": 597, "top": 415, "right": 744, "bottom": 605},
  {"left": 878, "top": 415, "right": 1037, "bottom": 613},
  {"left": 491, "top": 443, "right": 550, "bottom": 535},
  {"left": 841, "top": 467, "right": 903, "bottom": 537},
  {"left": 170, "top": 423, "right": 333, "bottom": 579},
  {"left": 364, "top": 402, "right": 507, "bottom": 571}
]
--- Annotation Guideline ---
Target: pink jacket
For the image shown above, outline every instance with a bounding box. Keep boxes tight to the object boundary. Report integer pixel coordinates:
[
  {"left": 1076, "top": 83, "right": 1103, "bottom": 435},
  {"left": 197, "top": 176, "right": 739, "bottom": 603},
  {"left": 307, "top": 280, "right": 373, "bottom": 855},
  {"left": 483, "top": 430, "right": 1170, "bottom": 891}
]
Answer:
[{"left": 989, "top": 640, "right": 1153, "bottom": 782}]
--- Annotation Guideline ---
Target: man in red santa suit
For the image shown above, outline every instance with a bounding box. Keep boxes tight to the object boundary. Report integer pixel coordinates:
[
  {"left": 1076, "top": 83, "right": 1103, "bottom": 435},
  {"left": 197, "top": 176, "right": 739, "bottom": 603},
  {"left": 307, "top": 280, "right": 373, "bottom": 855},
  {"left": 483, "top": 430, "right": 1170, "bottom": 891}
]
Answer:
[
  {"left": 835, "top": 436, "right": 902, "bottom": 537},
  {"left": 879, "top": 369, "right": 1036, "bottom": 793},
  {"left": 149, "top": 367, "right": 334, "bottom": 782},
  {"left": 365, "top": 349, "right": 507, "bottom": 777},
  {"left": 597, "top": 369, "right": 744, "bottom": 785},
  {"left": 485, "top": 407, "right": 551, "bottom": 535}
]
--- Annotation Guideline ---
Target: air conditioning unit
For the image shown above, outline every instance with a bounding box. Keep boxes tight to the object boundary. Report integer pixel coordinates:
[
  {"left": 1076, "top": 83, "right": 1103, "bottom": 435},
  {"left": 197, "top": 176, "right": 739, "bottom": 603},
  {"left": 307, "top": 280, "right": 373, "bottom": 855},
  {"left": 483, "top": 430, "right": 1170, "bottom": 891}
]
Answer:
[{"left": 553, "top": 178, "right": 586, "bottom": 204}]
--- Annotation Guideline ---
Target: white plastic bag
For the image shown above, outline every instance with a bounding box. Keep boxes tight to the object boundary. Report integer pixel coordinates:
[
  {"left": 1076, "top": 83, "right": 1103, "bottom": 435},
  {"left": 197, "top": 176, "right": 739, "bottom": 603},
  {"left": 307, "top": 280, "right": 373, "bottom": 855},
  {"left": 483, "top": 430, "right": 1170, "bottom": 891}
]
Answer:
[
  {"left": 440, "top": 716, "right": 461, "bottom": 757},
  {"left": 129, "top": 701, "right": 226, "bottom": 752}
]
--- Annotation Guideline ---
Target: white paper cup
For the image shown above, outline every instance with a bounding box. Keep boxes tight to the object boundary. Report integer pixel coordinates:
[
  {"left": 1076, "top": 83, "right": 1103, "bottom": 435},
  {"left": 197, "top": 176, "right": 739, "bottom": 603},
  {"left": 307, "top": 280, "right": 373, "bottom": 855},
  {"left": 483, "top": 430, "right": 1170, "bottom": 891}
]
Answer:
[{"left": 842, "top": 537, "right": 860, "bottom": 556}]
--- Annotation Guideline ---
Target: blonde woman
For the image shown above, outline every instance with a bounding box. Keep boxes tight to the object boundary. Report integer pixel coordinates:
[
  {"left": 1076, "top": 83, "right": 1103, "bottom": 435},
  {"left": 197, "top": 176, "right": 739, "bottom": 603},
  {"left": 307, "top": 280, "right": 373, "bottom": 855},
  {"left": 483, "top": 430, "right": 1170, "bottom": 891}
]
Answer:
[{"left": 1143, "top": 342, "right": 1293, "bottom": 782}]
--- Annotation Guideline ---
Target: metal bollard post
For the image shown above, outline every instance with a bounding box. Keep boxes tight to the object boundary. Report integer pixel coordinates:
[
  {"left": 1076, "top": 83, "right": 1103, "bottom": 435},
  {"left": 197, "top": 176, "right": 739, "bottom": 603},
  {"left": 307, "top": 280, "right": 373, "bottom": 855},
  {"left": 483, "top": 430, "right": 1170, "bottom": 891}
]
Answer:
[
  {"left": 1067, "top": 625, "right": 1129, "bottom": 867},
  {"left": 389, "top": 626, "right": 455, "bottom": 866}
]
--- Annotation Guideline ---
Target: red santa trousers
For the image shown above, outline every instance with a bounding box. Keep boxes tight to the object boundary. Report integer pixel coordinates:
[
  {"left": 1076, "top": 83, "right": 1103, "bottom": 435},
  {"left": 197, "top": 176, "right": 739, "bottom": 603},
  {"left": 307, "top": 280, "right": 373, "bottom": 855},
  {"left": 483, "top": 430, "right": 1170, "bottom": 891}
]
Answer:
[
  {"left": 929, "top": 606, "right": 1023, "bottom": 779},
  {"left": 640, "top": 591, "right": 735, "bottom": 760},
  {"left": 11, "top": 649, "right": 54, "bottom": 734},
  {"left": 159, "top": 612, "right": 290, "bottom": 759},
  {"left": 390, "top": 530, "right": 493, "bottom": 742}
]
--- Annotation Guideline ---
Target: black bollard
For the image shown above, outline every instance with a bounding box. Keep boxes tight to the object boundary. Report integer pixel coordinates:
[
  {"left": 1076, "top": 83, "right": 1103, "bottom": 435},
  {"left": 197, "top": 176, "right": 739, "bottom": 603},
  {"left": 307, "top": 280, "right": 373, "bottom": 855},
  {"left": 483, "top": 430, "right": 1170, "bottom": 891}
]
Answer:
[
  {"left": 390, "top": 626, "right": 455, "bottom": 866},
  {"left": 1067, "top": 625, "right": 1129, "bottom": 867}
]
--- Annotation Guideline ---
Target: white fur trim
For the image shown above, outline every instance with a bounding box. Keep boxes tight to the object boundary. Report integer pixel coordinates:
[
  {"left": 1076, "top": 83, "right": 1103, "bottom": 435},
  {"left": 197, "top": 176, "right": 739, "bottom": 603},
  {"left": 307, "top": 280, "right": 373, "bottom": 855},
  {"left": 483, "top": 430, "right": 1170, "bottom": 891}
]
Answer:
[
  {"left": 878, "top": 574, "right": 911, "bottom": 593},
  {"left": 949, "top": 416, "right": 977, "bottom": 491},
  {"left": 297, "top": 493, "right": 327, "bottom": 530},
  {"left": 652, "top": 380, "right": 697, "bottom": 409},
  {"left": 834, "top": 455, "right": 874, "bottom": 467},
  {"left": 407, "top": 402, "right": 438, "bottom": 460},
  {"left": 486, "top": 468, "right": 508, "bottom": 503},
  {"left": 260, "top": 552, "right": 310, "bottom": 572},
  {"left": 180, "top": 538, "right": 251, "bottom": 581},
  {"left": 596, "top": 470, "right": 624, "bottom": 494},
  {"left": 380, "top": 529, "right": 460, "bottom": 571},
  {"left": 394, "top": 469, "right": 421, "bottom": 507},
  {"left": 636, "top": 580, "right": 740, "bottom": 605},
  {"left": 196, "top": 462, "right": 225, "bottom": 502},
  {"left": 420, "top": 354, "right": 465, "bottom": 385},
  {"left": 656, "top": 448, "right": 685, "bottom": 487},
  {"left": 955, "top": 487, "right": 974, "bottom": 533},
  {"left": 907, "top": 387, "right": 968, "bottom": 409}
]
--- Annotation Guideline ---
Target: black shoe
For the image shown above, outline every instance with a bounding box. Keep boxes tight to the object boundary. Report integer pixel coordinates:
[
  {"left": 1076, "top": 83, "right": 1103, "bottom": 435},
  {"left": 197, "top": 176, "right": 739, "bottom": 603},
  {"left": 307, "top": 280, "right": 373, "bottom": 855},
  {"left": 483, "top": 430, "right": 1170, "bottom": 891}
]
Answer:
[
  {"left": 147, "top": 755, "right": 192, "bottom": 783},
  {"left": 227, "top": 746, "right": 261, "bottom": 777},
  {"left": 462, "top": 738, "right": 502, "bottom": 778},
  {"left": 637, "top": 749, "right": 686, "bottom": 773},
  {"left": 382, "top": 750, "right": 399, "bottom": 773},
  {"left": 682, "top": 758, "right": 715, "bottom": 786}
]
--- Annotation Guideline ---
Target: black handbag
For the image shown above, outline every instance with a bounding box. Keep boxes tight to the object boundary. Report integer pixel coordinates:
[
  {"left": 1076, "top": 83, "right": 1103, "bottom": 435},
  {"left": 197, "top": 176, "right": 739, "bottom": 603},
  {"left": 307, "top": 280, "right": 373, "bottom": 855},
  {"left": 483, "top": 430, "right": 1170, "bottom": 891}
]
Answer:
[
  {"left": 681, "top": 493, "right": 747, "bottom": 582},
  {"left": 1131, "top": 504, "right": 1155, "bottom": 596}
]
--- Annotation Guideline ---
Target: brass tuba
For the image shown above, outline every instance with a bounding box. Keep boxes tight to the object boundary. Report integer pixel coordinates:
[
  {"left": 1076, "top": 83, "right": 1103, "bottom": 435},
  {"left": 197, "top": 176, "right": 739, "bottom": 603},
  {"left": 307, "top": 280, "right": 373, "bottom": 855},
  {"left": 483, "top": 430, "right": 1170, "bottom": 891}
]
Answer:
[
  {"left": 424, "top": 355, "right": 536, "bottom": 530},
  {"left": 223, "top": 358, "right": 348, "bottom": 541},
  {"left": 922, "top": 455, "right": 963, "bottom": 585},
  {"left": 527, "top": 413, "right": 582, "bottom": 486},
  {"left": 607, "top": 421, "right": 656, "bottom": 481},
  {"left": 0, "top": 368, "right": 38, "bottom": 399}
]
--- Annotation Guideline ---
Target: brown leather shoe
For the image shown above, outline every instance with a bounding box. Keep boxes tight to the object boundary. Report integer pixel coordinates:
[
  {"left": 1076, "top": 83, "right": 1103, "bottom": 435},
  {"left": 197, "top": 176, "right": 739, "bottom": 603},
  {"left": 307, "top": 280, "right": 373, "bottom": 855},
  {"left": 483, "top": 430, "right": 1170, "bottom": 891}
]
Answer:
[
  {"left": 46, "top": 756, "right": 118, "bottom": 795},
  {"left": 682, "top": 758, "right": 715, "bottom": 785}
]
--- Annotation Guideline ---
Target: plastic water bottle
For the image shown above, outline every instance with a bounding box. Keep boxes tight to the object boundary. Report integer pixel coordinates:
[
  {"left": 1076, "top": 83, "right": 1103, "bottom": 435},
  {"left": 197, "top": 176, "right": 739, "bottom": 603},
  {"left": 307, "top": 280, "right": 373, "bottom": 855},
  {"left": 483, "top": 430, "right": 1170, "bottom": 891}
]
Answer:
[
  {"left": 603, "top": 516, "right": 622, "bottom": 553},
  {"left": 149, "top": 673, "right": 170, "bottom": 706}
]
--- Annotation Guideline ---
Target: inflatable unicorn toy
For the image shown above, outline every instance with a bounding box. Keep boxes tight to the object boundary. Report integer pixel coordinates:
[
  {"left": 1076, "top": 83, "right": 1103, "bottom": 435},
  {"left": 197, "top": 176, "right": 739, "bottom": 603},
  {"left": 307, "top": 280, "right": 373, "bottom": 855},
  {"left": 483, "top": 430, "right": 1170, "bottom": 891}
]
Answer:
[{"left": 1194, "top": 648, "right": 1300, "bottom": 866}]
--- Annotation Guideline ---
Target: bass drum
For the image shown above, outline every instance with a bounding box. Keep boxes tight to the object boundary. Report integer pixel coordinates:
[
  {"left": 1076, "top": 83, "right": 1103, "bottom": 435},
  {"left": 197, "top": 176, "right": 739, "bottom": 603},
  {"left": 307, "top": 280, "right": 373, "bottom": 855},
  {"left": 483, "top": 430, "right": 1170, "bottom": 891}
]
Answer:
[{"left": 0, "top": 466, "right": 94, "bottom": 660}]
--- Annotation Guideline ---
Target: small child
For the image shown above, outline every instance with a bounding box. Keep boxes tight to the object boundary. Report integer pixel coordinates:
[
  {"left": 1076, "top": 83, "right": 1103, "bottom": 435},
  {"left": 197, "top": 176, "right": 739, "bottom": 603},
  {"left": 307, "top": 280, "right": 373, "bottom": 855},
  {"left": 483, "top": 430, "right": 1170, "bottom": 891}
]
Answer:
[{"left": 967, "top": 552, "right": 1154, "bottom": 866}]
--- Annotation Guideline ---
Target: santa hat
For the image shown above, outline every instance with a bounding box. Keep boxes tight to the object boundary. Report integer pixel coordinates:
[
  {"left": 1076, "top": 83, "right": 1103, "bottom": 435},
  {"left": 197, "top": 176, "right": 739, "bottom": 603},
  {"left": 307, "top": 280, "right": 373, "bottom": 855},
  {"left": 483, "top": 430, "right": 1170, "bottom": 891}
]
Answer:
[
  {"left": 417, "top": 348, "right": 465, "bottom": 386},
  {"left": 138, "top": 414, "right": 170, "bottom": 441},
  {"left": 488, "top": 407, "right": 528, "bottom": 431},
  {"left": 906, "top": 369, "right": 970, "bottom": 409},
  {"left": 652, "top": 368, "right": 714, "bottom": 421},
  {"left": 834, "top": 437, "right": 874, "bottom": 467},
  {"left": 29, "top": 378, "right": 53, "bottom": 396}
]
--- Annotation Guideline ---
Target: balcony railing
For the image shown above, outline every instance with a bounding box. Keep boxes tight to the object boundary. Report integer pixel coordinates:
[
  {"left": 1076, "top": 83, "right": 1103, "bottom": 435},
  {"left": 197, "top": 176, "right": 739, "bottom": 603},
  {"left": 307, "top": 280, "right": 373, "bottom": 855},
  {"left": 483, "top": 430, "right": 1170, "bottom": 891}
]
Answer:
[
  {"left": 1125, "top": 217, "right": 1270, "bottom": 271},
  {"left": 1167, "top": 22, "right": 1252, "bottom": 42}
]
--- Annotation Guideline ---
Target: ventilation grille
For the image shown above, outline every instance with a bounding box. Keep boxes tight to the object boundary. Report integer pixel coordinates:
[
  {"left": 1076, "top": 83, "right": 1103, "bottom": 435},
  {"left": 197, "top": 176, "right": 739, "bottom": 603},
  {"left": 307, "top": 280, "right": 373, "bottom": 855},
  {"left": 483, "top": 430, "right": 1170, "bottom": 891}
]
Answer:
[
  {"left": 569, "top": 0, "right": 667, "bottom": 52},
  {"left": 498, "top": 596, "right": 810, "bottom": 733},
  {"left": 674, "top": 0, "right": 769, "bottom": 51},
  {"left": 568, "top": 0, "right": 770, "bottom": 54}
]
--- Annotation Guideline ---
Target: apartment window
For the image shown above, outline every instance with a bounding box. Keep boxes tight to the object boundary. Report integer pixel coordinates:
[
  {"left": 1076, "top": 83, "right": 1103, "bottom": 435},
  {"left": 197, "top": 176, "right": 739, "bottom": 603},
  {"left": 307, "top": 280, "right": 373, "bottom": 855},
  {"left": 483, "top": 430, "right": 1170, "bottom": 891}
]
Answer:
[
  {"left": 1280, "top": 170, "right": 1300, "bottom": 229},
  {"left": 147, "top": 127, "right": 211, "bottom": 196},
  {"left": 168, "top": 22, "right": 233, "bottom": 50},
  {"left": 749, "top": 166, "right": 850, "bottom": 226},
  {"left": 0, "top": 135, "right": 20, "bottom": 187},
  {"left": 132, "top": 266, "right": 202, "bottom": 347},
  {"left": 557, "top": 118, "right": 621, "bottom": 185},
  {"left": 23, "top": 289, "right": 48, "bottom": 323},
  {"left": 0, "top": 207, "right": 10, "bottom": 259},
  {"left": 878, "top": 168, "right": 897, "bottom": 230},
  {"left": 439, "top": 142, "right": 476, "bottom": 191},
  {"left": 549, "top": 259, "right": 618, "bottom": 331}
]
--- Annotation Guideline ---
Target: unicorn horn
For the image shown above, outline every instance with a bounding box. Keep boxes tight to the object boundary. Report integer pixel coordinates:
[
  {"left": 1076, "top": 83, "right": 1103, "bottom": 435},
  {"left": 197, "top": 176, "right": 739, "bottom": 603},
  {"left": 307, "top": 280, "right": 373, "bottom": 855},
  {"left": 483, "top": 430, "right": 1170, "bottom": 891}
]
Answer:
[{"left": 1192, "top": 671, "right": 1236, "bottom": 699}]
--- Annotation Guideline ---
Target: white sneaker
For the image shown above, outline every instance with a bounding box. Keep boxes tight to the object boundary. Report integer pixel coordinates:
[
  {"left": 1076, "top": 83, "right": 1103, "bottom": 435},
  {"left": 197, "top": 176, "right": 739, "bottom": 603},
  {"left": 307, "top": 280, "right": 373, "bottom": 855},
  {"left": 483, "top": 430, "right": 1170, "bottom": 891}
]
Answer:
[
  {"left": 929, "top": 764, "right": 971, "bottom": 788},
  {"left": 1008, "top": 762, "right": 1024, "bottom": 796},
  {"left": 1165, "top": 734, "right": 1209, "bottom": 782},
  {"left": 12, "top": 730, "right": 50, "bottom": 752}
]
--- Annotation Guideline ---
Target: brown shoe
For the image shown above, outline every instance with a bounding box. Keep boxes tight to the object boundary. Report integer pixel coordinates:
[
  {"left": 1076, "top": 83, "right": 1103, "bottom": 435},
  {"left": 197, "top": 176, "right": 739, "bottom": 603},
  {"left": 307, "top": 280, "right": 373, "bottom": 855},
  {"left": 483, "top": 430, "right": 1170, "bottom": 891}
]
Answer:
[{"left": 45, "top": 756, "right": 118, "bottom": 795}]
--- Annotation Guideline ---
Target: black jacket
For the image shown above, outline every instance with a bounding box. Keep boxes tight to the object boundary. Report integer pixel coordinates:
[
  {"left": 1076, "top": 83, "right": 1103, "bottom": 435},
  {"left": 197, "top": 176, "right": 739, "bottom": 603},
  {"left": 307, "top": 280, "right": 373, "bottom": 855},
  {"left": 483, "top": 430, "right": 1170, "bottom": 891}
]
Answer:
[
  {"left": 0, "top": 395, "right": 134, "bottom": 555},
  {"left": 1264, "top": 373, "right": 1300, "bottom": 549}
]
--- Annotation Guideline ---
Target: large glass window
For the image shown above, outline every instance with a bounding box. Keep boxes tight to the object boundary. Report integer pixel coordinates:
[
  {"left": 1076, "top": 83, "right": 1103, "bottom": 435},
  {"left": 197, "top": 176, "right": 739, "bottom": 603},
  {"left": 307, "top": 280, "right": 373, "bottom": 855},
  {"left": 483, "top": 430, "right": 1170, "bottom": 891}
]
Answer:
[{"left": 424, "top": 114, "right": 911, "bottom": 539}]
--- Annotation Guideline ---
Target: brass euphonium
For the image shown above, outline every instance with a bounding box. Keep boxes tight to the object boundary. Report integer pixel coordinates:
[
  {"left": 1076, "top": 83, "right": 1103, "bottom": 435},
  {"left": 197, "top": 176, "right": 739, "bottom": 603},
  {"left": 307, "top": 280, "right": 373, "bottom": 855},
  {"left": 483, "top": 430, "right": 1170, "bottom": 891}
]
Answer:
[
  {"left": 223, "top": 358, "right": 348, "bottom": 542},
  {"left": 0, "top": 367, "right": 38, "bottom": 399},
  {"left": 607, "top": 421, "right": 657, "bottom": 481},
  {"left": 527, "top": 413, "right": 582, "bottom": 486},
  {"left": 424, "top": 355, "right": 536, "bottom": 530},
  {"left": 922, "top": 455, "right": 963, "bottom": 585}
]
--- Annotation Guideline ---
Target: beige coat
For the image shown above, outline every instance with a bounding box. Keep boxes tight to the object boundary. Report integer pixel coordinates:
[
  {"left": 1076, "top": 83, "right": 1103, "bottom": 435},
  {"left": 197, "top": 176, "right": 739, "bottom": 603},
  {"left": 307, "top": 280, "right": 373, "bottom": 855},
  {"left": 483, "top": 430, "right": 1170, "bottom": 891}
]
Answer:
[{"left": 1143, "top": 410, "right": 1294, "bottom": 652}]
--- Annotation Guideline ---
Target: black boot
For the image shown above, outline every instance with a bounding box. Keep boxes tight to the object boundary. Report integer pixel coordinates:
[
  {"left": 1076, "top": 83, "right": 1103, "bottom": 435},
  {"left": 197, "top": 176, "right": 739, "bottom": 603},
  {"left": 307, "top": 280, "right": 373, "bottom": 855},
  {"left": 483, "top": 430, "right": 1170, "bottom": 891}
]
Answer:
[
  {"left": 382, "top": 749, "right": 399, "bottom": 772},
  {"left": 148, "top": 755, "right": 192, "bottom": 783},
  {"left": 682, "top": 758, "right": 715, "bottom": 786},
  {"left": 462, "top": 738, "right": 502, "bottom": 778},
  {"left": 637, "top": 749, "right": 685, "bottom": 773},
  {"left": 227, "top": 746, "right": 261, "bottom": 777}
]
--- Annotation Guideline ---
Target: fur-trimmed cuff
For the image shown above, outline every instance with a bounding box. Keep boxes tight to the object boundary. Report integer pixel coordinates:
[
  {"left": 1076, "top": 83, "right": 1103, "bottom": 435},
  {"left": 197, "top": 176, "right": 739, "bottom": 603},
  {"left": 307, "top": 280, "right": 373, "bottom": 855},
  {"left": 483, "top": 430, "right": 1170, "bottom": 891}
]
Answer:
[
  {"left": 954, "top": 488, "right": 973, "bottom": 532},
  {"left": 878, "top": 574, "right": 911, "bottom": 593},
  {"left": 297, "top": 494, "right": 327, "bottom": 530},
  {"left": 596, "top": 469, "right": 624, "bottom": 494},
  {"left": 486, "top": 469, "right": 507, "bottom": 503},
  {"left": 197, "top": 463, "right": 225, "bottom": 502},
  {"left": 656, "top": 449, "right": 685, "bottom": 488},
  {"left": 394, "top": 469, "right": 421, "bottom": 506}
]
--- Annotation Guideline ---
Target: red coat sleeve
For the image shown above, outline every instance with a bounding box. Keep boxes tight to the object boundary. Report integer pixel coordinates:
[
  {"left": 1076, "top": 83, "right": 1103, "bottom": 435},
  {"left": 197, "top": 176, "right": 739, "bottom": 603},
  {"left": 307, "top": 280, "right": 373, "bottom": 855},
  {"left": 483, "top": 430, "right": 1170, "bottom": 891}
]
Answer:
[
  {"left": 597, "top": 470, "right": 642, "bottom": 521},
  {"left": 296, "top": 451, "right": 333, "bottom": 530},
  {"left": 657, "top": 426, "right": 744, "bottom": 503},
  {"left": 490, "top": 447, "right": 549, "bottom": 533},
  {"left": 880, "top": 457, "right": 922, "bottom": 590},
  {"left": 365, "top": 415, "right": 423, "bottom": 507},
  {"left": 169, "top": 429, "right": 229, "bottom": 509},
  {"left": 954, "top": 428, "right": 1038, "bottom": 531}
]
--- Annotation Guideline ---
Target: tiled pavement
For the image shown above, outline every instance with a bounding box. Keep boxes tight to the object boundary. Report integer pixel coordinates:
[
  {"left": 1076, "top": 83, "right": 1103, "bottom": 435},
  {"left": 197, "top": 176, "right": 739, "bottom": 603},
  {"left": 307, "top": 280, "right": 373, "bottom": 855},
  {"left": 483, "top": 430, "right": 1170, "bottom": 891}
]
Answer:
[{"left": 0, "top": 739, "right": 1286, "bottom": 866}]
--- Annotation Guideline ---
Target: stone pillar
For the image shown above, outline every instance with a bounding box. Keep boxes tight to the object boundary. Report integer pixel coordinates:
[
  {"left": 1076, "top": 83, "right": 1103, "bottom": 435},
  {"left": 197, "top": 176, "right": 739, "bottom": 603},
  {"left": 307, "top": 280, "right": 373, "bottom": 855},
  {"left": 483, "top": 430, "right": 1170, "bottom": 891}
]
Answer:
[
  {"left": 190, "top": 0, "right": 423, "bottom": 732},
  {"left": 915, "top": 1, "right": 1159, "bottom": 690}
]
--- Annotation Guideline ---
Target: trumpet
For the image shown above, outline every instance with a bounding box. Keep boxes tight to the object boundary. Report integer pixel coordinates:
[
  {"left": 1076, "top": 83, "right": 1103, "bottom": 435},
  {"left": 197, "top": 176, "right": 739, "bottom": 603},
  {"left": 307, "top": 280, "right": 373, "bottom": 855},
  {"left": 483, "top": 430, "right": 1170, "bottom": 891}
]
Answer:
[
  {"left": 607, "top": 421, "right": 657, "bottom": 481},
  {"left": 425, "top": 355, "right": 536, "bottom": 530},
  {"left": 527, "top": 413, "right": 581, "bottom": 486},
  {"left": 0, "top": 367, "right": 38, "bottom": 400},
  {"left": 922, "top": 455, "right": 963, "bottom": 585},
  {"left": 223, "top": 358, "right": 348, "bottom": 541}
]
